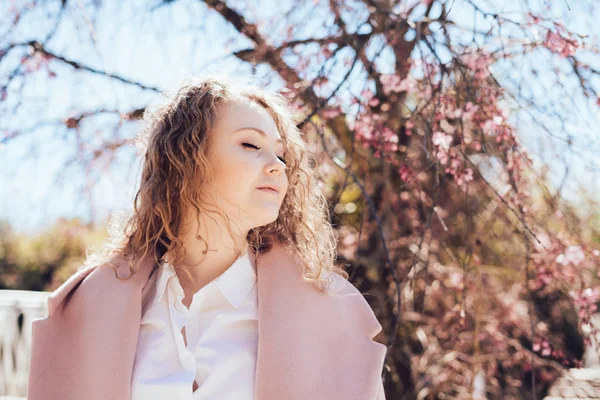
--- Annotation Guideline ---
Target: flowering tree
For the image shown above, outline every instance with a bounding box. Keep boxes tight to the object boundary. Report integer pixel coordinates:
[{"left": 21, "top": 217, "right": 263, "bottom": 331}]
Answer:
[{"left": 2, "top": 0, "right": 600, "bottom": 398}]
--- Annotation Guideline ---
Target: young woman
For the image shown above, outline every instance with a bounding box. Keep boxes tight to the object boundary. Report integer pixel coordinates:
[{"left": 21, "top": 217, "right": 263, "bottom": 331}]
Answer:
[{"left": 27, "top": 75, "right": 387, "bottom": 400}]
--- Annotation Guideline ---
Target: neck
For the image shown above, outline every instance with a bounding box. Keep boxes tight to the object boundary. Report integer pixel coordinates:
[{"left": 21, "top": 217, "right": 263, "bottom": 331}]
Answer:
[{"left": 171, "top": 207, "right": 249, "bottom": 296}]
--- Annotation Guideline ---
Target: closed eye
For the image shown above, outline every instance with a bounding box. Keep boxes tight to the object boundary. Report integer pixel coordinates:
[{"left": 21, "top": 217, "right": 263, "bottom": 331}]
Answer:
[
  {"left": 242, "top": 143, "right": 287, "bottom": 165},
  {"left": 242, "top": 142, "right": 260, "bottom": 150}
]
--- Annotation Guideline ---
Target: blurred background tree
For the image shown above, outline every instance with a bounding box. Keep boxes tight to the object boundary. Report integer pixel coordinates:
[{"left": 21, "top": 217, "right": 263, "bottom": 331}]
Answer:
[
  {"left": 0, "top": 217, "right": 106, "bottom": 291},
  {"left": 1, "top": 0, "right": 600, "bottom": 398}
]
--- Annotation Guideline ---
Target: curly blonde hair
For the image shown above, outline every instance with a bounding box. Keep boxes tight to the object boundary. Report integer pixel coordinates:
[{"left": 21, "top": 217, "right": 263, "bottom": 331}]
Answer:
[{"left": 83, "top": 74, "right": 347, "bottom": 292}]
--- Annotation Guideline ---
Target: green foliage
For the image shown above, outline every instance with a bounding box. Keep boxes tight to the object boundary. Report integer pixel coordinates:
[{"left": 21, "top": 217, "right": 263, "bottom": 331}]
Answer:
[{"left": 0, "top": 218, "right": 108, "bottom": 291}]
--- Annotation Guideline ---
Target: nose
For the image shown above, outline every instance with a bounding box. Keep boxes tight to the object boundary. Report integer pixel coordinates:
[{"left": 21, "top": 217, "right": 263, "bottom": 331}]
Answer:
[{"left": 264, "top": 153, "right": 286, "bottom": 175}]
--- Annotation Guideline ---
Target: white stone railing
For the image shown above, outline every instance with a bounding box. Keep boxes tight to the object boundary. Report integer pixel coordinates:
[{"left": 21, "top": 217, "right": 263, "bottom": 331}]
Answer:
[{"left": 0, "top": 290, "right": 49, "bottom": 398}]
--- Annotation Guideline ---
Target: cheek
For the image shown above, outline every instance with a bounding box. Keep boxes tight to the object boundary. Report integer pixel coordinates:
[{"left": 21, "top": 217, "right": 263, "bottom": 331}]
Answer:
[
  {"left": 280, "top": 179, "right": 290, "bottom": 199},
  {"left": 283, "top": 177, "right": 289, "bottom": 191},
  {"left": 212, "top": 153, "right": 256, "bottom": 190}
]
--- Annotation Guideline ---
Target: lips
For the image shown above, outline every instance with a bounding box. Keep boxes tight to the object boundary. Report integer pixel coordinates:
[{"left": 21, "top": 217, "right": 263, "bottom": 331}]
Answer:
[{"left": 257, "top": 186, "right": 279, "bottom": 195}]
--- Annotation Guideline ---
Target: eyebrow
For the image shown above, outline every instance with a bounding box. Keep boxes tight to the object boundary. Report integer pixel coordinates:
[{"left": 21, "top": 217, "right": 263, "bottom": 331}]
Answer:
[{"left": 234, "top": 127, "right": 283, "bottom": 144}]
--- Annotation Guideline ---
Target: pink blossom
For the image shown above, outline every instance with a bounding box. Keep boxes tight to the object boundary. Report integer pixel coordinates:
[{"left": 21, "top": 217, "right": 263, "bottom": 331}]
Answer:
[
  {"left": 354, "top": 115, "right": 375, "bottom": 141},
  {"left": 569, "top": 288, "right": 599, "bottom": 324},
  {"left": 353, "top": 113, "right": 400, "bottom": 154},
  {"left": 361, "top": 89, "right": 381, "bottom": 107},
  {"left": 321, "top": 106, "right": 342, "bottom": 119},
  {"left": 432, "top": 131, "right": 453, "bottom": 165},
  {"left": 432, "top": 131, "right": 452, "bottom": 151},
  {"left": 555, "top": 245, "right": 585, "bottom": 266},
  {"left": 381, "top": 126, "right": 399, "bottom": 152},
  {"left": 368, "top": 97, "right": 380, "bottom": 107},
  {"left": 530, "top": 265, "right": 558, "bottom": 290},
  {"left": 437, "top": 153, "right": 449, "bottom": 165},
  {"left": 544, "top": 30, "right": 578, "bottom": 58},
  {"left": 533, "top": 338, "right": 553, "bottom": 357},
  {"left": 455, "top": 168, "right": 474, "bottom": 188},
  {"left": 405, "top": 120, "right": 414, "bottom": 136},
  {"left": 481, "top": 118, "right": 499, "bottom": 135},
  {"left": 361, "top": 89, "right": 375, "bottom": 101},
  {"left": 380, "top": 74, "right": 413, "bottom": 95},
  {"left": 398, "top": 164, "right": 412, "bottom": 182},
  {"left": 462, "top": 53, "right": 491, "bottom": 79}
]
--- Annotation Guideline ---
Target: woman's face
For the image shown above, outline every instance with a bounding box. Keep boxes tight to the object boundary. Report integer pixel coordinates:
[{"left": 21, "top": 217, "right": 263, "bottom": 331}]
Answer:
[{"left": 202, "top": 97, "right": 289, "bottom": 232}]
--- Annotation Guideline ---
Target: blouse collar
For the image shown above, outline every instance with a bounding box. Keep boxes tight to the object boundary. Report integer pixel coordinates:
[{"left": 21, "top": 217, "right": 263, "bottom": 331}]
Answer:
[{"left": 155, "top": 246, "right": 256, "bottom": 308}]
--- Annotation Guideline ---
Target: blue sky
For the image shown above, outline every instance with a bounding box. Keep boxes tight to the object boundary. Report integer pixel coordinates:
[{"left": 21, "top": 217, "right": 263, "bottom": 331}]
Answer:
[{"left": 1, "top": 0, "right": 598, "bottom": 234}]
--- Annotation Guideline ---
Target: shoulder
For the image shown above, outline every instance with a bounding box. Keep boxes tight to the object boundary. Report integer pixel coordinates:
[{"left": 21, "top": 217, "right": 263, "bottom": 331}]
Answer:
[
  {"left": 325, "top": 272, "right": 384, "bottom": 340},
  {"left": 258, "top": 241, "right": 383, "bottom": 340},
  {"left": 44, "top": 256, "right": 156, "bottom": 319}
]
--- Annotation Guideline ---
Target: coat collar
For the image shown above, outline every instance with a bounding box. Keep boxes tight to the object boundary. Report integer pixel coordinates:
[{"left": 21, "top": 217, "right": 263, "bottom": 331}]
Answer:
[{"left": 28, "top": 241, "right": 386, "bottom": 400}]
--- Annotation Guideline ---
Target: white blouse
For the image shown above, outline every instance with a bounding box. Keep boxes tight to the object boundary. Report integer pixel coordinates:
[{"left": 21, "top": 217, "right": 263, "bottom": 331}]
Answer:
[{"left": 131, "top": 247, "right": 258, "bottom": 400}]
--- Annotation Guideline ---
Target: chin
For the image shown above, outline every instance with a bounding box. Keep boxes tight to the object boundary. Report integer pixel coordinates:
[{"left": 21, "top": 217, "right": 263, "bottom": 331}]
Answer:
[{"left": 252, "top": 212, "right": 280, "bottom": 229}]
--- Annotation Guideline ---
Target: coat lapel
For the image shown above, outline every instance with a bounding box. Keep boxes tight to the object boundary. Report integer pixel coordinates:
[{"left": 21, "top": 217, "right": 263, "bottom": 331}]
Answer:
[
  {"left": 252, "top": 242, "right": 387, "bottom": 400},
  {"left": 27, "top": 243, "right": 386, "bottom": 400}
]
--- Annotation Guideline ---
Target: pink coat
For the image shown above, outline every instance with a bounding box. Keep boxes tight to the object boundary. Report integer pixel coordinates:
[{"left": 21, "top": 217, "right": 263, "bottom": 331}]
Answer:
[{"left": 27, "top": 241, "right": 387, "bottom": 400}]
